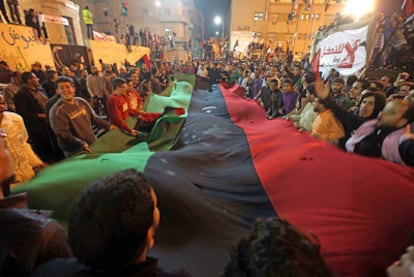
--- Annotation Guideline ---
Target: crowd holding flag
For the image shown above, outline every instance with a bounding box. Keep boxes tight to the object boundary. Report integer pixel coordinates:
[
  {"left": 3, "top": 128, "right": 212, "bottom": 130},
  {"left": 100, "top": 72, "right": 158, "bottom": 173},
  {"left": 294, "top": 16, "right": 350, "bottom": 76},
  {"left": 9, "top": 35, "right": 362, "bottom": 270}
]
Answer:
[{"left": 135, "top": 54, "right": 151, "bottom": 70}]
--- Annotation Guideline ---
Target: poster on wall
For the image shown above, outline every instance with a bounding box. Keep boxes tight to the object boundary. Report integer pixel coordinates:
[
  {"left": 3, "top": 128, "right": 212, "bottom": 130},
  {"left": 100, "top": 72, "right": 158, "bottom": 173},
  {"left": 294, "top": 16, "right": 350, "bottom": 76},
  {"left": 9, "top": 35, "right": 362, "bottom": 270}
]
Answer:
[{"left": 0, "top": 23, "right": 55, "bottom": 70}]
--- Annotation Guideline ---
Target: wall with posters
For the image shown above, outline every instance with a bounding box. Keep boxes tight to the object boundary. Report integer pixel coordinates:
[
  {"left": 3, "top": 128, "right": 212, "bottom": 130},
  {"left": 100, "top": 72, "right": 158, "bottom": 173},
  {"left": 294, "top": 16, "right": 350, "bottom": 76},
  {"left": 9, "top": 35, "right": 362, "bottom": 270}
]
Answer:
[
  {"left": 0, "top": 23, "right": 149, "bottom": 72},
  {"left": 0, "top": 23, "right": 55, "bottom": 70}
]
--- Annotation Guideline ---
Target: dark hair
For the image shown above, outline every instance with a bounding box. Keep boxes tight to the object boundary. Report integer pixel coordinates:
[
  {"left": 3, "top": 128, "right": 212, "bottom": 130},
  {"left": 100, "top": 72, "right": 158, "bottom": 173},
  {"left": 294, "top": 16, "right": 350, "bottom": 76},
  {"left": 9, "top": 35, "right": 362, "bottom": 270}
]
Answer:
[
  {"left": 112, "top": 78, "right": 126, "bottom": 90},
  {"left": 363, "top": 86, "right": 382, "bottom": 94},
  {"left": 11, "top": 71, "right": 20, "bottom": 78},
  {"left": 222, "top": 217, "right": 332, "bottom": 277},
  {"left": 46, "top": 70, "right": 57, "bottom": 81},
  {"left": 269, "top": 79, "right": 279, "bottom": 86},
  {"left": 346, "top": 75, "right": 358, "bottom": 86},
  {"left": 333, "top": 77, "right": 345, "bottom": 85},
  {"left": 141, "top": 79, "right": 150, "bottom": 86},
  {"left": 303, "top": 71, "right": 316, "bottom": 84},
  {"left": 360, "top": 90, "right": 386, "bottom": 119},
  {"left": 55, "top": 76, "right": 74, "bottom": 87},
  {"left": 306, "top": 84, "right": 316, "bottom": 95},
  {"left": 282, "top": 78, "right": 293, "bottom": 85},
  {"left": 381, "top": 74, "right": 393, "bottom": 83},
  {"left": 21, "top": 72, "right": 34, "bottom": 84},
  {"left": 143, "top": 71, "right": 152, "bottom": 81},
  {"left": 68, "top": 169, "right": 154, "bottom": 272},
  {"left": 356, "top": 79, "right": 370, "bottom": 91}
]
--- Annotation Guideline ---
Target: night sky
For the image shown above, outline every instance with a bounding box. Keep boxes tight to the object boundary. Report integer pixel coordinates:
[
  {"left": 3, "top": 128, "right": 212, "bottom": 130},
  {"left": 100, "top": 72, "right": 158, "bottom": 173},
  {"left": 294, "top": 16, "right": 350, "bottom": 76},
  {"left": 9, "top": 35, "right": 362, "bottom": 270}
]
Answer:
[{"left": 194, "top": 0, "right": 231, "bottom": 39}]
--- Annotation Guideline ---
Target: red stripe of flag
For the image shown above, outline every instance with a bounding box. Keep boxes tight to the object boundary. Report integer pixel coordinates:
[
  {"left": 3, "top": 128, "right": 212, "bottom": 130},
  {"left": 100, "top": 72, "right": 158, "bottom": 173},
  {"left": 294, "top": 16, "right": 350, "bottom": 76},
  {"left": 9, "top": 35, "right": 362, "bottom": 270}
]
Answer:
[{"left": 220, "top": 83, "right": 414, "bottom": 277}]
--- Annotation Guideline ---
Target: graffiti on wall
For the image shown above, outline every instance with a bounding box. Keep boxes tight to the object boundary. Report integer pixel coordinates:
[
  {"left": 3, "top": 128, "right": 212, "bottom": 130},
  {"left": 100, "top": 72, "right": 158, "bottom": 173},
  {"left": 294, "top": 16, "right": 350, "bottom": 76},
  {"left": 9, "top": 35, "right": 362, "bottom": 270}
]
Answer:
[{"left": 0, "top": 23, "right": 55, "bottom": 70}]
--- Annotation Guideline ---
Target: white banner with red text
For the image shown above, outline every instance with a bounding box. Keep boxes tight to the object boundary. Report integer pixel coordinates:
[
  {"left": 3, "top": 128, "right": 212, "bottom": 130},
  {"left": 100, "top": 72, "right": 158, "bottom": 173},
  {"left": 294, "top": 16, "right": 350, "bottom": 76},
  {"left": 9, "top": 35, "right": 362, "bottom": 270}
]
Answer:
[{"left": 315, "top": 25, "right": 369, "bottom": 79}]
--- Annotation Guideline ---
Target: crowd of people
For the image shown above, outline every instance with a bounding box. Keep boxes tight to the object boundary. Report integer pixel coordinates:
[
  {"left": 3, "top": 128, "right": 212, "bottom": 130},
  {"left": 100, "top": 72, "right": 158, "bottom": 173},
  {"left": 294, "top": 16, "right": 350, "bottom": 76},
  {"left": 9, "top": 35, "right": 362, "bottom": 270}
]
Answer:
[
  {"left": 0, "top": 4, "right": 414, "bottom": 277},
  {"left": 0, "top": 49, "right": 413, "bottom": 275},
  {"left": 233, "top": 60, "right": 414, "bottom": 166}
]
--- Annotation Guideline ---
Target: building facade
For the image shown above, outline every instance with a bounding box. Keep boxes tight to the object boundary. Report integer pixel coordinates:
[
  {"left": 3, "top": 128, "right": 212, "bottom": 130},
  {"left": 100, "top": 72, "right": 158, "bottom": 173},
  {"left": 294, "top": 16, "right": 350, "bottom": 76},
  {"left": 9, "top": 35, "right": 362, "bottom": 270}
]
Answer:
[
  {"left": 20, "top": 0, "right": 83, "bottom": 45},
  {"left": 230, "top": 0, "right": 346, "bottom": 55},
  {"left": 72, "top": 0, "right": 204, "bottom": 46}
]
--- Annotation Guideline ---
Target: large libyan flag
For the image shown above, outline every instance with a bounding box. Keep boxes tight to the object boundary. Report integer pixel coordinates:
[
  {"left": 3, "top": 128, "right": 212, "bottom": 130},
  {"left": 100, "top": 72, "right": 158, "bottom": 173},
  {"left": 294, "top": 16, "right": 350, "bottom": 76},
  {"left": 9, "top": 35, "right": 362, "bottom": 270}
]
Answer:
[{"left": 13, "top": 80, "right": 414, "bottom": 277}]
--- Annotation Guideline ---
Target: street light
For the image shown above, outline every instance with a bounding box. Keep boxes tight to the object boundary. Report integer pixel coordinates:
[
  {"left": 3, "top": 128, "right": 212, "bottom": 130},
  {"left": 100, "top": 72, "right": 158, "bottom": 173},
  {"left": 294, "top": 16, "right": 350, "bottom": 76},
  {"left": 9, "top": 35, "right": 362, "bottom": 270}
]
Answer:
[
  {"left": 214, "top": 16, "right": 224, "bottom": 37},
  {"left": 343, "top": 0, "right": 374, "bottom": 20},
  {"left": 155, "top": 0, "right": 161, "bottom": 7}
]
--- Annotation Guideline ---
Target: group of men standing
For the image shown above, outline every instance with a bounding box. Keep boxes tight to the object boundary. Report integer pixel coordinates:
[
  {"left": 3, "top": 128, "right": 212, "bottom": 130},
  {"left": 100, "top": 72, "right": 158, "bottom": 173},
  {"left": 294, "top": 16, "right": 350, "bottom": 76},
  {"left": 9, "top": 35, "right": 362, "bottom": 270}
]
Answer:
[{"left": 0, "top": 59, "right": 167, "bottom": 188}]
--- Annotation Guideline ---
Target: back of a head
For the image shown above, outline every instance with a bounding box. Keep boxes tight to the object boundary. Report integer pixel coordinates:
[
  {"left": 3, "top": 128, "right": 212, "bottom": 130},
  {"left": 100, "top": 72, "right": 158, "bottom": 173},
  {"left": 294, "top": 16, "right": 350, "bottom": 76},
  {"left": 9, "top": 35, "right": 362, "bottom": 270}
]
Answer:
[
  {"left": 112, "top": 77, "right": 126, "bottom": 90},
  {"left": 307, "top": 84, "right": 316, "bottom": 95},
  {"left": 46, "top": 70, "right": 57, "bottom": 81},
  {"left": 68, "top": 169, "right": 154, "bottom": 273},
  {"left": 21, "top": 72, "right": 33, "bottom": 84},
  {"left": 304, "top": 71, "right": 316, "bottom": 84},
  {"left": 357, "top": 79, "right": 370, "bottom": 91},
  {"left": 347, "top": 75, "right": 358, "bottom": 86},
  {"left": 222, "top": 217, "right": 332, "bottom": 277}
]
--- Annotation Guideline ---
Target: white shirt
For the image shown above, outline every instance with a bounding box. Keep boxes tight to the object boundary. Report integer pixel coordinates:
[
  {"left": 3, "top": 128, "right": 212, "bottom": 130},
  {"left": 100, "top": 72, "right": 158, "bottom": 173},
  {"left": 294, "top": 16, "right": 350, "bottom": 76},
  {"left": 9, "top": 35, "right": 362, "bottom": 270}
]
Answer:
[{"left": 0, "top": 112, "right": 42, "bottom": 185}]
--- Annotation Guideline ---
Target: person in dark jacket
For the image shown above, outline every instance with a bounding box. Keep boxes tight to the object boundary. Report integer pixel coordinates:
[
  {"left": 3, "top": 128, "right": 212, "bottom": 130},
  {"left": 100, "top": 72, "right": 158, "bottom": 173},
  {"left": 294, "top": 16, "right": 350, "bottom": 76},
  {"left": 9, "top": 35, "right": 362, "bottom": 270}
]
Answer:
[
  {"left": 33, "top": 169, "right": 191, "bottom": 276},
  {"left": 316, "top": 81, "right": 386, "bottom": 148},
  {"left": 14, "top": 72, "right": 63, "bottom": 162},
  {"left": 42, "top": 70, "right": 58, "bottom": 98}
]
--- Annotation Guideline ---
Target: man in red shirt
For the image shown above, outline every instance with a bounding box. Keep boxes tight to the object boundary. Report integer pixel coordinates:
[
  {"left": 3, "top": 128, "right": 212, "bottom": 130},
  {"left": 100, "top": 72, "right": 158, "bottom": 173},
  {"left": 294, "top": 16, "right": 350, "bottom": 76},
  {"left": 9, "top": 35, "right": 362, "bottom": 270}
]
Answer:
[{"left": 106, "top": 78, "right": 137, "bottom": 136}]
